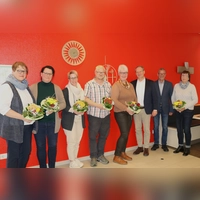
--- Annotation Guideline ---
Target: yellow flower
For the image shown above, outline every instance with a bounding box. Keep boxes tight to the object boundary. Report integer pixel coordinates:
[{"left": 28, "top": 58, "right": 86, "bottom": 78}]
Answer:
[
  {"left": 73, "top": 100, "right": 88, "bottom": 112},
  {"left": 173, "top": 100, "right": 186, "bottom": 109},
  {"left": 76, "top": 100, "right": 85, "bottom": 108},
  {"left": 23, "top": 103, "right": 44, "bottom": 120},
  {"left": 47, "top": 97, "right": 57, "bottom": 104},
  {"left": 36, "top": 107, "right": 41, "bottom": 113}
]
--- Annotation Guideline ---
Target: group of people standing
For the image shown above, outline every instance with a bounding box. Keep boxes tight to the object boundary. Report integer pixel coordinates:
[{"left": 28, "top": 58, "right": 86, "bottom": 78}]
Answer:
[{"left": 0, "top": 61, "right": 198, "bottom": 168}]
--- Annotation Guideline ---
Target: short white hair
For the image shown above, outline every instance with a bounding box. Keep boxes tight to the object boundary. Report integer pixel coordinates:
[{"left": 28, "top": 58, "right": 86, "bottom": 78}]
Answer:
[
  {"left": 95, "top": 65, "right": 105, "bottom": 72},
  {"left": 118, "top": 64, "right": 128, "bottom": 73}
]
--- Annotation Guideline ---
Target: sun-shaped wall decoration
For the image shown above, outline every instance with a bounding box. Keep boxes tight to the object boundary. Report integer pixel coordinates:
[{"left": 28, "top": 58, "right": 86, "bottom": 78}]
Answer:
[{"left": 62, "top": 41, "right": 86, "bottom": 66}]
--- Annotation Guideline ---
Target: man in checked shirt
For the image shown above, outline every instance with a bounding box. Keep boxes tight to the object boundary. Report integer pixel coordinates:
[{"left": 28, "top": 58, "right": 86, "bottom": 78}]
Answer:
[{"left": 84, "top": 65, "right": 111, "bottom": 167}]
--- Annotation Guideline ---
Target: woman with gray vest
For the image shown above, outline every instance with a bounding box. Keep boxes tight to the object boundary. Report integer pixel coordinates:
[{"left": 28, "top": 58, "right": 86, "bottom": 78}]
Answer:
[{"left": 0, "top": 61, "right": 35, "bottom": 168}]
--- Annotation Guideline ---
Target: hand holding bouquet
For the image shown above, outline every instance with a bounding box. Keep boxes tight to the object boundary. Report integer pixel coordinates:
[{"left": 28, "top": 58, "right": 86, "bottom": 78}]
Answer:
[
  {"left": 41, "top": 96, "right": 59, "bottom": 113},
  {"left": 102, "top": 97, "right": 114, "bottom": 111},
  {"left": 173, "top": 100, "right": 186, "bottom": 110},
  {"left": 23, "top": 103, "right": 44, "bottom": 120},
  {"left": 125, "top": 101, "right": 141, "bottom": 114},
  {"left": 73, "top": 100, "right": 88, "bottom": 112}
]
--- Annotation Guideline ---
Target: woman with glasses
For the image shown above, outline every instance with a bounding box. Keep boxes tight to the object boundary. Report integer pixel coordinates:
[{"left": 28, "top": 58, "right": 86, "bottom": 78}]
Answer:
[
  {"left": 111, "top": 64, "right": 137, "bottom": 165},
  {"left": 0, "top": 61, "right": 34, "bottom": 168},
  {"left": 61, "top": 70, "right": 85, "bottom": 168},
  {"left": 172, "top": 70, "right": 198, "bottom": 156},
  {"left": 30, "top": 65, "right": 66, "bottom": 168}
]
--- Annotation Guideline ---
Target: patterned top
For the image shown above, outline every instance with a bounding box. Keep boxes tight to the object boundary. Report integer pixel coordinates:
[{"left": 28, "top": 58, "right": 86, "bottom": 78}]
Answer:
[{"left": 84, "top": 79, "right": 111, "bottom": 118}]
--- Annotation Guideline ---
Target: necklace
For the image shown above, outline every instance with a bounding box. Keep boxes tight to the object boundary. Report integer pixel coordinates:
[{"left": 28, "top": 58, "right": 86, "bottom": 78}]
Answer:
[{"left": 118, "top": 79, "right": 130, "bottom": 89}]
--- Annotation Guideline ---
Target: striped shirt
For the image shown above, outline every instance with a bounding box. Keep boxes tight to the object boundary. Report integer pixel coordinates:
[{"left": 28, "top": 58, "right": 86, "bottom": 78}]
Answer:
[{"left": 84, "top": 79, "right": 111, "bottom": 118}]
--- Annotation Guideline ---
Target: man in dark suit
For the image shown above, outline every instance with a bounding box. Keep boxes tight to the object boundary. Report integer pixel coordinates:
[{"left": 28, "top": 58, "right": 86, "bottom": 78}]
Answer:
[
  {"left": 151, "top": 68, "right": 173, "bottom": 152},
  {"left": 131, "top": 66, "right": 158, "bottom": 156}
]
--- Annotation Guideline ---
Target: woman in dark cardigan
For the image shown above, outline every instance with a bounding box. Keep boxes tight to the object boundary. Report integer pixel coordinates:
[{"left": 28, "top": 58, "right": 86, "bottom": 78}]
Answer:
[{"left": 61, "top": 70, "right": 85, "bottom": 168}]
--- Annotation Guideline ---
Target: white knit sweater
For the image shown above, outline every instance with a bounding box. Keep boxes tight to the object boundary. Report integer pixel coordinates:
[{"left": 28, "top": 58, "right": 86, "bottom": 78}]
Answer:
[{"left": 171, "top": 82, "right": 198, "bottom": 110}]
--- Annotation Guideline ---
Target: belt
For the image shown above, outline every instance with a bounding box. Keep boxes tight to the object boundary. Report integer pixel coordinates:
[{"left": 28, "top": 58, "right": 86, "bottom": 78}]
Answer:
[{"left": 140, "top": 106, "right": 144, "bottom": 109}]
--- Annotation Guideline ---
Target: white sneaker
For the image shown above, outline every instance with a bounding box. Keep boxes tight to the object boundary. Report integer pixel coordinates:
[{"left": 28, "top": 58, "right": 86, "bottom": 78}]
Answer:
[
  {"left": 75, "top": 159, "right": 84, "bottom": 168},
  {"left": 69, "top": 160, "right": 80, "bottom": 168}
]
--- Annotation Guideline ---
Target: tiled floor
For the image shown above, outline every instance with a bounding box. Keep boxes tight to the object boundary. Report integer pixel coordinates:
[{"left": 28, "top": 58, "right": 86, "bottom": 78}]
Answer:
[{"left": 57, "top": 146, "right": 200, "bottom": 168}]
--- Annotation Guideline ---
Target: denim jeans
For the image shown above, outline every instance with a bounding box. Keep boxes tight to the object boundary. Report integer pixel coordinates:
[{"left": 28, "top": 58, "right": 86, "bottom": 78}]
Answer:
[
  {"left": 175, "top": 109, "right": 193, "bottom": 147},
  {"left": 88, "top": 114, "right": 110, "bottom": 158},
  {"left": 114, "top": 112, "right": 132, "bottom": 156},
  {"left": 34, "top": 122, "right": 58, "bottom": 168},
  {"left": 7, "top": 124, "right": 33, "bottom": 168},
  {"left": 153, "top": 108, "right": 169, "bottom": 145}
]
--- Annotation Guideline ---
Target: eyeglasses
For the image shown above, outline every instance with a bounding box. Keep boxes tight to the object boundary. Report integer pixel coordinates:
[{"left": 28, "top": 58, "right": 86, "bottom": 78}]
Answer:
[
  {"left": 43, "top": 72, "right": 53, "bottom": 76},
  {"left": 96, "top": 71, "right": 105, "bottom": 74},
  {"left": 119, "top": 72, "right": 128, "bottom": 75},
  {"left": 16, "top": 70, "right": 27, "bottom": 74},
  {"left": 69, "top": 77, "right": 77, "bottom": 80}
]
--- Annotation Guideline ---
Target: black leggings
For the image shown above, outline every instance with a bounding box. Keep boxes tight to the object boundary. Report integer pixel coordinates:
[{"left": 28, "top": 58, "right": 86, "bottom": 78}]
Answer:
[{"left": 114, "top": 112, "right": 132, "bottom": 156}]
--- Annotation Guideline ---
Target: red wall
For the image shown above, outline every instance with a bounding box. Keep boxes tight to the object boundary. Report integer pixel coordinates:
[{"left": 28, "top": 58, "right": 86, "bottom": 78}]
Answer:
[{"left": 0, "top": 1, "right": 200, "bottom": 168}]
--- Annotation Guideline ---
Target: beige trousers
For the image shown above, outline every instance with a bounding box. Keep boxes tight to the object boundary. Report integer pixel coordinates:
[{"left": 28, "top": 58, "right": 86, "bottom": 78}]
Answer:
[
  {"left": 133, "top": 109, "right": 151, "bottom": 148},
  {"left": 63, "top": 116, "right": 83, "bottom": 161}
]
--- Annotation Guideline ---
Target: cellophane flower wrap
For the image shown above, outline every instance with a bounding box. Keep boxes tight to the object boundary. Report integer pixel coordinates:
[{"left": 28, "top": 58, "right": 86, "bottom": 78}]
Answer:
[
  {"left": 23, "top": 103, "right": 44, "bottom": 120},
  {"left": 41, "top": 96, "right": 59, "bottom": 112},
  {"left": 102, "top": 97, "right": 114, "bottom": 110},
  {"left": 173, "top": 100, "right": 186, "bottom": 110},
  {"left": 125, "top": 101, "right": 141, "bottom": 114},
  {"left": 73, "top": 100, "right": 88, "bottom": 112}
]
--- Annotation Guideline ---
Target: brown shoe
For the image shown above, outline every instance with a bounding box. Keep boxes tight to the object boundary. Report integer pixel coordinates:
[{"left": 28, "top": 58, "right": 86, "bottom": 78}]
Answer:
[
  {"left": 113, "top": 156, "right": 127, "bottom": 165},
  {"left": 121, "top": 152, "right": 132, "bottom": 161},
  {"left": 133, "top": 147, "right": 143, "bottom": 155},
  {"left": 143, "top": 148, "right": 149, "bottom": 156}
]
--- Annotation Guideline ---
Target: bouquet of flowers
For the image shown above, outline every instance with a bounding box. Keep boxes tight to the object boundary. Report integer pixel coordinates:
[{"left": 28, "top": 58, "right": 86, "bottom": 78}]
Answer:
[
  {"left": 41, "top": 96, "right": 59, "bottom": 112},
  {"left": 173, "top": 100, "right": 186, "bottom": 110},
  {"left": 125, "top": 101, "right": 141, "bottom": 114},
  {"left": 23, "top": 103, "right": 44, "bottom": 120},
  {"left": 73, "top": 100, "right": 88, "bottom": 112},
  {"left": 102, "top": 97, "right": 114, "bottom": 111}
]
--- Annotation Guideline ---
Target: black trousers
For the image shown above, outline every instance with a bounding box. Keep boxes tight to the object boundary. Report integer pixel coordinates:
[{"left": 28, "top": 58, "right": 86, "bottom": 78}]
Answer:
[
  {"left": 114, "top": 112, "right": 132, "bottom": 156},
  {"left": 6, "top": 124, "right": 33, "bottom": 168}
]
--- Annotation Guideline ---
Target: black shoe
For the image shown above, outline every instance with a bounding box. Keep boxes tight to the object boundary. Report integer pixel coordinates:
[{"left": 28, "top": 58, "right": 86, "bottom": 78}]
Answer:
[
  {"left": 183, "top": 148, "right": 190, "bottom": 156},
  {"left": 151, "top": 144, "right": 159, "bottom": 151},
  {"left": 162, "top": 145, "right": 169, "bottom": 152},
  {"left": 173, "top": 146, "right": 184, "bottom": 153}
]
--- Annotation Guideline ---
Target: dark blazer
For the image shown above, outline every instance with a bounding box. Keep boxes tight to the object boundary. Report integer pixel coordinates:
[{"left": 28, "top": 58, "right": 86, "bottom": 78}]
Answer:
[
  {"left": 131, "top": 78, "right": 158, "bottom": 114},
  {"left": 61, "top": 88, "right": 85, "bottom": 130},
  {"left": 154, "top": 80, "right": 173, "bottom": 114}
]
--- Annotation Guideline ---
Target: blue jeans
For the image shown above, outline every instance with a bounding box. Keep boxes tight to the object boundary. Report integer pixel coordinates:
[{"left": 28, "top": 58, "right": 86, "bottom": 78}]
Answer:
[
  {"left": 88, "top": 114, "right": 110, "bottom": 158},
  {"left": 114, "top": 112, "right": 132, "bottom": 156},
  {"left": 153, "top": 109, "right": 169, "bottom": 145},
  {"left": 7, "top": 124, "right": 33, "bottom": 168},
  {"left": 175, "top": 109, "right": 193, "bottom": 147},
  {"left": 34, "top": 122, "right": 58, "bottom": 168}
]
